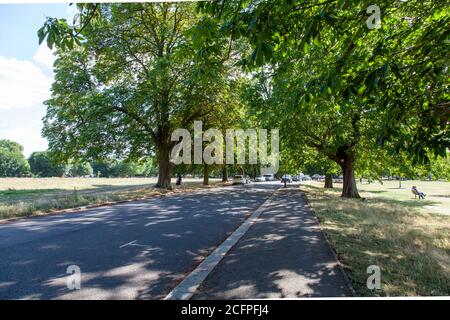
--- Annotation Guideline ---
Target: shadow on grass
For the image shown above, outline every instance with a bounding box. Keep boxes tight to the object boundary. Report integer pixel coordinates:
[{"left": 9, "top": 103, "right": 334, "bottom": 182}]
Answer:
[
  {"left": 367, "top": 197, "right": 439, "bottom": 209},
  {"left": 315, "top": 212, "right": 450, "bottom": 296},
  {"left": 0, "top": 189, "right": 60, "bottom": 196},
  {"left": 302, "top": 184, "right": 439, "bottom": 209},
  {"left": 90, "top": 184, "right": 154, "bottom": 190},
  {"left": 301, "top": 186, "right": 450, "bottom": 296}
]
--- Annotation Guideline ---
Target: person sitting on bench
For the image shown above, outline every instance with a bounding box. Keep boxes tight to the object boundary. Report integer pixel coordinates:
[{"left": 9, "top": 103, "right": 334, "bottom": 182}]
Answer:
[{"left": 411, "top": 186, "right": 426, "bottom": 199}]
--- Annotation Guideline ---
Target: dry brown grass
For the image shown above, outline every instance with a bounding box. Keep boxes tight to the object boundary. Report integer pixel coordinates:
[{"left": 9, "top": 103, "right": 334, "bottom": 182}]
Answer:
[
  {"left": 302, "top": 182, "right": 450, "bottom": 296},
  {"left": 0, "top": 177, "right": 228, "bottom": 220}
]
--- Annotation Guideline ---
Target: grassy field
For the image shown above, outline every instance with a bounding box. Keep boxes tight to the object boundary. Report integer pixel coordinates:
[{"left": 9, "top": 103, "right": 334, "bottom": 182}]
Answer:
[
  {"left": 0, "top": 177, "right": 224, "bottom": 220},
  {"left": 302, "top": 180, "right": 450, "bottom": 296}
]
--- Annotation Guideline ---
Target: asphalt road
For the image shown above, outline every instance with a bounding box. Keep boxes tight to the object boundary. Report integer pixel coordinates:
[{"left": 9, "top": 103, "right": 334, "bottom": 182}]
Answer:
[
  {"left": 192, "top": 187, "right": 352, "bottom": 298},
  {"left": 0, "top": 183, "right": 278, "bottom": 299}
]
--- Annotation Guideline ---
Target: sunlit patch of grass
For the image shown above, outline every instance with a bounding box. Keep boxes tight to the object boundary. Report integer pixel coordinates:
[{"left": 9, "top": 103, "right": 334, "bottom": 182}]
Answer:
[
  {"left": 302, "top": 182, "right": 450, "bottom": 296},
  {"left": 0, "top": 178, "right": 229, "bottom": 220}
]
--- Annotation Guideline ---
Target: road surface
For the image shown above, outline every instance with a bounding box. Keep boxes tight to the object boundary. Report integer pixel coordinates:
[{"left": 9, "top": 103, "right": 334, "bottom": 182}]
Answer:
[
  {"left": 192, "top": 187, "right": 352, "bottom": 298},
  {"left": 0, "top": 182, "right": 351, "bottom": 299},
  {"left": 0, "top": 183, "right": 277, "bottom": 299}
]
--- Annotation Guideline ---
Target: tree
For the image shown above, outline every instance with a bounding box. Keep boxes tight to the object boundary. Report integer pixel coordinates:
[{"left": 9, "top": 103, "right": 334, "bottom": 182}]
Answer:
[
  {"left": 0, "top": 140, "right": 30, "bottom": 177},
  {"left": 91, "top": 161, "right": 113, "bottom": 178},
  {"left": 428, "top": 156, "right": 450, "bottom": 181},
  {"left": 110, "top": 161, "right": 143, "bottom": 177},
  {"left": 65, "top": 161, "right": 93, "bottom": 177},
  {"left": 201, "top": 0, "right": 449, "bottom": 197},
  {"left": 39, "top": 1, "right": 448, "bottom": 194},
  {"left": 43, "top": 3, "right": 224, "bottom": 188},
  {"left": 28, "top": 151, "right": 65, "bottom": 177}
]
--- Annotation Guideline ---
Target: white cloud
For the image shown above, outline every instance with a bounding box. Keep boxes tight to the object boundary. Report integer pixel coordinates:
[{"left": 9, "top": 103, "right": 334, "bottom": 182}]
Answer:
[
  {"left": 0, "top": 44, "right": 56, "bottom": 156},
  {"left": 0, "top": 54, "right": 53, "bottom": 110},
  {"left": 0, "top": 122, "right": 48, "bottom": 158},
  {"left": 66, "top": 4, "right": 79, "bottom": 25},
  {"left": 33, "top": 43, "right": 56, "bottom": 70}
]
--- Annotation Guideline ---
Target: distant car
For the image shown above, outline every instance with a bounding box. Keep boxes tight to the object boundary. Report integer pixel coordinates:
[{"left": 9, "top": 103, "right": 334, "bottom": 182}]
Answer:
[
  {"left": 263, "top": 174, "right": 275, "bottom": 181},
  {"left": 233, "top": 175, "right": 251, "bottom": 185},
  {"left": 292, "top": 175, "right": 300, "bottom": 181},
  {"left": 255, "top": 175, "right": 266, "bottom": 182},
  {"left": 281, "top": 174, "right": 293, "bottom": 183},
  {"left": 301, "top": 175, "right": 312, "bottom": 181}
]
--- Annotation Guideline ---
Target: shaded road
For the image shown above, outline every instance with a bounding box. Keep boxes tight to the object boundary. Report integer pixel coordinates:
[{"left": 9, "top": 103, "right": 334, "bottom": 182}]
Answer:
[
  {"left": 0, "top": 184, "right": 278, "bottom": 299},
  {"left": 193, "top": 186, "right": 352, "bottom": 298}
]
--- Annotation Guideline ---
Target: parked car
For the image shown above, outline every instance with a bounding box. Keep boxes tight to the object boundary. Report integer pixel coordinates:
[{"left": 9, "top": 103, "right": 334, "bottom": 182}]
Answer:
[
  {"left": 263, "top": 174, "right": 275, "bottom": 181},
  {"left": 281, "top": 174, "right": 293, "bottom": 183},
  {"left": 301, "top": 175, "right": 312, "bottom": 181},
  {"left": 292, "top": 175, "right": 300, "bottom": 181},
  {"left": 255, "top": 175, "right": 266, "bottom": 182},
  {"left": 233, "top": 175, "right": 251, "bottom": 184}
]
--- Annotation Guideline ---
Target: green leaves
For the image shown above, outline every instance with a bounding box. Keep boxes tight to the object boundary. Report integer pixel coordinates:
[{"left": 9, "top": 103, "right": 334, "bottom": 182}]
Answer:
[
  {"left": 250, "top": 42, "right": 273, "bottom": 66},
  {"left": 0, "top": 140, "right": 30, "bottom": 177}
]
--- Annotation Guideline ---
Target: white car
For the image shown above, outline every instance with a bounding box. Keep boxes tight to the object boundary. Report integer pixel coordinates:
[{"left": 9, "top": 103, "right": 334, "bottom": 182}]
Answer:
[
  {"left": 233, "top": 175, "right": 251, "bottom": 184},
  {"left": 264, "top": 174, "right": 275, "bottom": 181},
  {"left": 255, "top": 175, "right": 266, "bottom": 182}
]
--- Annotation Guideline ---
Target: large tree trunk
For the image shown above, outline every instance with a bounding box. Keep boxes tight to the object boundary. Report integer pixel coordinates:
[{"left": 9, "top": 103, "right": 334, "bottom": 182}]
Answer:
[
  {"left": 203, "top": 163, "right": 209, "bottom": 185},
  {"left": 340, "top": 158, "right": 360, "bottom": 198},
  {"left": 222, "top": 164, "right": 228, "bottom": 182},
  {"left": 156, "top": 144, "right": 171, "bottom": 188},
  {"left": 324, "top": 173, "right": 333, "bottom": 188}
]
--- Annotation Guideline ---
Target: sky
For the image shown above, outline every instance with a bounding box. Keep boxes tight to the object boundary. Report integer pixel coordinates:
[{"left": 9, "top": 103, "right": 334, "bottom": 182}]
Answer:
[{"left": 0, "top": 4, "right": 76, "bottom": 157}]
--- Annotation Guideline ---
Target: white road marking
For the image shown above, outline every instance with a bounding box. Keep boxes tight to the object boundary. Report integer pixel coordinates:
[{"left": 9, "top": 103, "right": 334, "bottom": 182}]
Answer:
[
  {"left": 164, "top": 188, "right": 279, "bottom": 300},
  {"left": 120, "top": 240, "right": 155, "bottom": 249},
  {"left": 119, "top": 240, "right": 137, "bottom": 248}
]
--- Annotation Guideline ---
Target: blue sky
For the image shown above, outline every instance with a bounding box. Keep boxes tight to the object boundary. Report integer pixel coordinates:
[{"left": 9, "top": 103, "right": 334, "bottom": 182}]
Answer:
[{"left": 0, "top": 4, "right": 73, "bottom": 157}]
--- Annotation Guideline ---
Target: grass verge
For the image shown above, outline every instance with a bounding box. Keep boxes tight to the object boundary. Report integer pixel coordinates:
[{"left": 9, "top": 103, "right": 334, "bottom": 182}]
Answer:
[
  {"left": 302, "top": 182, "right": 450, "bottom": 296},
  {"left": 0, "top": 179, "right": 228, "bottom": 220}
]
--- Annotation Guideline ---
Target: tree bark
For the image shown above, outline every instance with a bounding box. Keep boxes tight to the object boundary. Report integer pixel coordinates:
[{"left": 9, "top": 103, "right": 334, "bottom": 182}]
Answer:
[
  {"left": 222, "top": 164, "right": 228, "bottom": 182},
  {"left": 156, "top": 144, "right": 172, "bottom": 188},
  {"left": 203, "top": 163, "right": 209, "bottom": 185},
  {"left": 340, "top": 159, "right": 360, "bottom": 198},
  {"left": 324, "top": 173, "right": 333, "bottom": 188}
]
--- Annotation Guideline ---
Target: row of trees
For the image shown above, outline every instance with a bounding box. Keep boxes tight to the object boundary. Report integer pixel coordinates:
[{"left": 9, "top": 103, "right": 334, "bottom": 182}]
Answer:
[
  {"left": 2, "top": 136, "right": 447, "bottom": 181},
  {"left": 37, "top": 1, "right": 448, "bottom": 196},
  {"left": 0, "top": 139, "right": 157, "bottom": 177}
]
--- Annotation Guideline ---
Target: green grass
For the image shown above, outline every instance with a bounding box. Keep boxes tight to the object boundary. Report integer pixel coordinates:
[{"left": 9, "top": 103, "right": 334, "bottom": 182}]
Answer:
[
  {"left": 0, "top": 177, "right": 226, "bottom": 220},
  {"left": 302, "top": 180, "right": 450, "bottom": 296}
]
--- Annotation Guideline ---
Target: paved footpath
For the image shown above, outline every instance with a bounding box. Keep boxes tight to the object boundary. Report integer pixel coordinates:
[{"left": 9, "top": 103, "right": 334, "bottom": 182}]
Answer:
[{"left": 193, "top": 186, "right": 353, "bottom": 298}]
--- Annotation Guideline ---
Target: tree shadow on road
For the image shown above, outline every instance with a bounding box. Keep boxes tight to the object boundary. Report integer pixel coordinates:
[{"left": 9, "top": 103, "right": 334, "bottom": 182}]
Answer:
[
  {"left": 0, "top": 184, "right": 280, "bottom": 300},
  {"left": 193, "top": 188, "right": 352, "bottom": 299}
]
